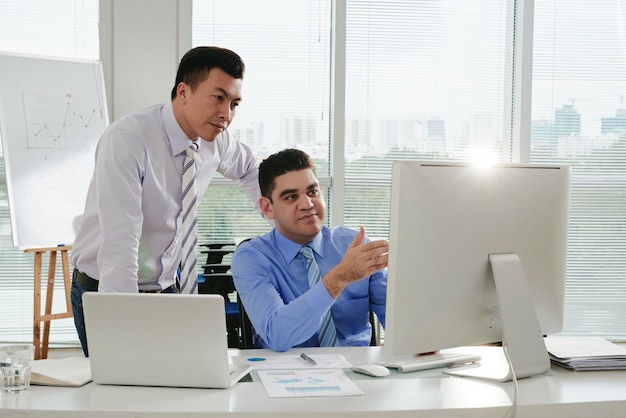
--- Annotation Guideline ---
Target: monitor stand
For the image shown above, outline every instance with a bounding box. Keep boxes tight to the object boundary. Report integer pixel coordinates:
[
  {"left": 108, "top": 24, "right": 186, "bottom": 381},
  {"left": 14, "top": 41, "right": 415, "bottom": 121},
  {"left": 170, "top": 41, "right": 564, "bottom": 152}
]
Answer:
[{"left": 445, "top": 253, "right": 551, "bottom": 382}]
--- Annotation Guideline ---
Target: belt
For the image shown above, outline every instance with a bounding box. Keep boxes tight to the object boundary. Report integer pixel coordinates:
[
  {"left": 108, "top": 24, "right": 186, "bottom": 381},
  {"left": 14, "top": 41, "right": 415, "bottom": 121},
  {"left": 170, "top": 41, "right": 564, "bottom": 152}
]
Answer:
[
  {"left": 73, "top": 269, "right": 177, "bottom": 293},
  {"left": 73, "top": 269, "right": 99, "bottom": 288}
]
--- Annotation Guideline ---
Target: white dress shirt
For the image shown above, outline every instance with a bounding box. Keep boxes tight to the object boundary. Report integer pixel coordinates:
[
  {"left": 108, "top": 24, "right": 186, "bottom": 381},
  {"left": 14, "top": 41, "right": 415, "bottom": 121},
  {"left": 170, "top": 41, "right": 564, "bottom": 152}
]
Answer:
[{"left": 71, "top": 102, "right": 261, "bottom": 292}]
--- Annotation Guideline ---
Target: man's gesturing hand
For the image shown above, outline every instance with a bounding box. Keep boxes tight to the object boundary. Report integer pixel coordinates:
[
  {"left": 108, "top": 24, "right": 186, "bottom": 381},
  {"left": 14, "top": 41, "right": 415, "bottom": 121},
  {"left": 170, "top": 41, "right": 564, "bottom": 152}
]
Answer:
[{"left": 323, "top": 226, "right": 389, "bottom": 298}]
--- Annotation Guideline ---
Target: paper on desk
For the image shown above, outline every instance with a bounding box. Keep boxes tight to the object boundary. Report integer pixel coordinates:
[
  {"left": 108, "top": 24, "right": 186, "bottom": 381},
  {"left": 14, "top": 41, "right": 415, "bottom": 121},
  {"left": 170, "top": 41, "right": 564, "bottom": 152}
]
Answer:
[
  {"left": 30, "top": 357, "right": 92, "bottom": 387},
  {"left": 544, "top": 336, "right": 626, "bottom": 371},
  {"left": 232, "top": 353, "right": 352, "bottom": 370},
  {"left": 544, "top": 336, "right": 626, "bottom": 359},
  {"left": 257, "top": 368, "right": 363, "bottom": 398}
]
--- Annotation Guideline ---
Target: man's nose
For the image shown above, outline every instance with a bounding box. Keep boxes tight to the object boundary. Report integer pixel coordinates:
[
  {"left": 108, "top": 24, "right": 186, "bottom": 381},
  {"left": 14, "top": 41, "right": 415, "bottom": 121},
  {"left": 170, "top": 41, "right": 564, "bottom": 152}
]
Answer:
[{"left": 218, "top": 103, "right": 232, "bottom": 120}]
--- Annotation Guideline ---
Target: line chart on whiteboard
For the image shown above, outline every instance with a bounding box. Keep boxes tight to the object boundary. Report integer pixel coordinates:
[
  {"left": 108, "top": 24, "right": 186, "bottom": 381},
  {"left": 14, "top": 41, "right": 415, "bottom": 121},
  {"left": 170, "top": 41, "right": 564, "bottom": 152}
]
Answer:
[
  {"left": 22, "top": 91, "right": 105, "bottom": 154},
  {"left": 0, "top": 53, "right": 109, "bottom": 249}
]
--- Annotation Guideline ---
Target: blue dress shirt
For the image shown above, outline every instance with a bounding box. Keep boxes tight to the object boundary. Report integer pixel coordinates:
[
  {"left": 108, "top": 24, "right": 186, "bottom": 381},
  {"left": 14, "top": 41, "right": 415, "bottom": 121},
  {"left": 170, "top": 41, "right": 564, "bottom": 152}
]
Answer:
[{"left": 232, "top": 226, "right": 387, "bottom": 351}]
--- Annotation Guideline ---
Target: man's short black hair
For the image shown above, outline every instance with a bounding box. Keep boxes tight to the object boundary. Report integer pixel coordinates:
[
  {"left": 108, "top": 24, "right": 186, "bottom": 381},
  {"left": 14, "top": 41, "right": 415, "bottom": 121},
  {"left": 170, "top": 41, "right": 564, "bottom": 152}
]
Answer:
[
  {"left": 171, "top": 46, "right": 245, "bottom": 100},
  {"left": 259, "top": 148, "right": 316, "bottom": 201}
]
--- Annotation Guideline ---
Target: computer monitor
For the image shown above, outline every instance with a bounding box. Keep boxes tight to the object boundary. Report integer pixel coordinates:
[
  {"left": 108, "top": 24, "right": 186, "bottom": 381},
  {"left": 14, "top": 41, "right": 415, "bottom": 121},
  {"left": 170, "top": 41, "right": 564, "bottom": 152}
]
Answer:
[{"left": 384, "top": 161, "right": 571, "bottom": 381}]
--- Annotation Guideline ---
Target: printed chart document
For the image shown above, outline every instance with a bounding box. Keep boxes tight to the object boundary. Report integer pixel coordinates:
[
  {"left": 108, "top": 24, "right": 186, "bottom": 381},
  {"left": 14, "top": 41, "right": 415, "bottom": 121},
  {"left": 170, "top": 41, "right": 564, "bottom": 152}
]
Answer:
[
  {"left": 30, "top": 357, "right": 92, "bottom": 387},
  {"left": 257, "top": 368, "right": 363, "bottom": 398},
  {"left": 545, "top": 336, "right": 626, "bottom": 371},
  {"left": 232, "top": 353, "right": 352, "bottom": 370}
]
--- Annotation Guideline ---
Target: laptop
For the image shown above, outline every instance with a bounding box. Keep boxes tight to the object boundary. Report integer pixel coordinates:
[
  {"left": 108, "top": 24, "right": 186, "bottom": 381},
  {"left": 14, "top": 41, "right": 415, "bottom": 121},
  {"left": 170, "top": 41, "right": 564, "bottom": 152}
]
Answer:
[{"left": 82, "top": 292, "right": 251, "bottom": 388}]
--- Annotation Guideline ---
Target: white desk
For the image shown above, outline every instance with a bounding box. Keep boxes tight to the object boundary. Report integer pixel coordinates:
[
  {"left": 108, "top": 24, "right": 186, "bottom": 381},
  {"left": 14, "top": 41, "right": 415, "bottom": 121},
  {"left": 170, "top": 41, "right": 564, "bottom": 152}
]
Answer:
[{"left": 1, "top": 346, "right": 625, "bottom": 417}]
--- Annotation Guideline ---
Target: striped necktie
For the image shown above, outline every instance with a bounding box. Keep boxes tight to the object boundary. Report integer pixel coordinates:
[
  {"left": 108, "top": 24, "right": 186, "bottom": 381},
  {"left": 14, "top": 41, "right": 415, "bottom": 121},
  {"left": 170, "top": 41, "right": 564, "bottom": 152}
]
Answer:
[
  {"left": 179, "top": 143, "right": 199, "bottom": 294},
  {"left": 299, "top": 246, "right": 338, "bottom": 347}
]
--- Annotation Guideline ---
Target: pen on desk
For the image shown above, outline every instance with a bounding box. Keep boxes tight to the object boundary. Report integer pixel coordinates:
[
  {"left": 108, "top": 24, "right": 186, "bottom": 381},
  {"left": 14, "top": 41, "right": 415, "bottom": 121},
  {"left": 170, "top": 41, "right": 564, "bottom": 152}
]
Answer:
[{"left": 300, "top": 352, "right": 317, "bottom": 366}]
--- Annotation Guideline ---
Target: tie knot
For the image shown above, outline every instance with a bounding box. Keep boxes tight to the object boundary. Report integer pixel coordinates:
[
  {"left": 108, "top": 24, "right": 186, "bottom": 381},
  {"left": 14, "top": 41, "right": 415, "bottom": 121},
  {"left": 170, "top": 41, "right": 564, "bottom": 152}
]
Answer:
[
  {"left": 186, "top": 143, "right": 198, "bottom": 157},
  {"left": 299, "top": 246, "right": 314, "bottom": 260}
]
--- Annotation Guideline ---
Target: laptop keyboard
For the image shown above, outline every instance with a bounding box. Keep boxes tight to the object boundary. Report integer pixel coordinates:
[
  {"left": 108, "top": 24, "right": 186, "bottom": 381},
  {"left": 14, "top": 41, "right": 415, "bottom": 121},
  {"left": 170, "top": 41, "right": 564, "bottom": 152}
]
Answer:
[{"left": 380, "top": 352, "right": 481, "bottom": 373}]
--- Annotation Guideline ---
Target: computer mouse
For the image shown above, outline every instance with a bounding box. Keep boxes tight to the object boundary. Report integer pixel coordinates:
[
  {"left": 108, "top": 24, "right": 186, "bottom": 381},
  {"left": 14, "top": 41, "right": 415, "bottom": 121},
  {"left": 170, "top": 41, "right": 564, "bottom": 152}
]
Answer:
[{"left": 350, "top": 364, "right": 390, "bottom": 377}]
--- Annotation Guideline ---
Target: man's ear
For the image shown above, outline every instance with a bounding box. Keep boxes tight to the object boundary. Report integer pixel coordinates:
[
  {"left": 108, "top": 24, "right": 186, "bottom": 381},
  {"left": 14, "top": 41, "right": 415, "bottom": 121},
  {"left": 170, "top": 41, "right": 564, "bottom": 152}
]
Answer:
[
  {"left": 177, "top": 82, "right": 188, "bottom": 102},
  {"left": 259, "top": 197, "right": 275, "bottom": 219}
]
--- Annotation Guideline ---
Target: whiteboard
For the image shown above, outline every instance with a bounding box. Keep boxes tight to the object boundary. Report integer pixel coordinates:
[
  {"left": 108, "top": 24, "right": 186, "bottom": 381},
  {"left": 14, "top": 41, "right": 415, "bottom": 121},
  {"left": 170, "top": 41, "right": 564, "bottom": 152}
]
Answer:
[{"left": 0, "top": 52, "right": 108, "bottom": 250}]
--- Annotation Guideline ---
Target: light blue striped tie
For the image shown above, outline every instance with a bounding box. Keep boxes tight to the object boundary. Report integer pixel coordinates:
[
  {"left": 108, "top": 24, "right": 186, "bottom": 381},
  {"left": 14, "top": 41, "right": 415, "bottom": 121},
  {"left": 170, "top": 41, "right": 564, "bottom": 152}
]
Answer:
[
  {"left": 179, "top": 144, "right": 199, "bottom": 294},
  {"left": 299, "top": 246, "right": 338, "bottom": 347}
]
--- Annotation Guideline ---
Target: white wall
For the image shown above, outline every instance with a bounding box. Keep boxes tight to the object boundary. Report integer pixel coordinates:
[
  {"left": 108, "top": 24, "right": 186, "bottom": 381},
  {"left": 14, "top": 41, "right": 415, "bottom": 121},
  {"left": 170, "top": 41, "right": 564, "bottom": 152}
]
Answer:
[{"left": 99, "top": 0, "right": 192, "bottom": 121}]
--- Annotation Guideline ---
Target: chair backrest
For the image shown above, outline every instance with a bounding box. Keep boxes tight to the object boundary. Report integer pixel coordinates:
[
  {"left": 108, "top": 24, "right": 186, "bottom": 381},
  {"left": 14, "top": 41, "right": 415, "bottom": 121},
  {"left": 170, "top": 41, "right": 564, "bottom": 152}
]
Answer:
[
  {"left": 237, "top": 294, "right": 256, "bottom": 349},
  {"left": 369, "top": 311, "right": 379, "bottom": 346},
  {"left": 198, "top": 241, "right": 242, "bottom": 348},
  {"left": 198, "top": 273, "right": 234, "bottom": 301},
  {"left": 200, "top": 241, "right": 236, "bottom": 275}
]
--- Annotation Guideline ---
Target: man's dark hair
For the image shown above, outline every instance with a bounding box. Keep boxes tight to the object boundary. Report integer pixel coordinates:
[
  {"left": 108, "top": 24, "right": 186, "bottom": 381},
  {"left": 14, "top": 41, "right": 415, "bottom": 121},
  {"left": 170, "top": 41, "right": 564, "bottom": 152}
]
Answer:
[
  {"left": 170, "top": 46, "right": 245, "bottom": 100},
  {"left": 259, "top": 148, "right": 317, "bottom": 201}
]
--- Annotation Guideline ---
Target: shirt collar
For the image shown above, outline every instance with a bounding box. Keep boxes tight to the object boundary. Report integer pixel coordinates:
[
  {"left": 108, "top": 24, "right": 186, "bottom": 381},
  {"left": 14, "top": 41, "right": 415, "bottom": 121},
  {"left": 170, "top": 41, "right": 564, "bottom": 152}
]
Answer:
[
  {"left": 273, "top": 228, "right": 324, "bottom": 264},
  {"left": 161, "top": 101, "right": 201, "bottom": 156}
]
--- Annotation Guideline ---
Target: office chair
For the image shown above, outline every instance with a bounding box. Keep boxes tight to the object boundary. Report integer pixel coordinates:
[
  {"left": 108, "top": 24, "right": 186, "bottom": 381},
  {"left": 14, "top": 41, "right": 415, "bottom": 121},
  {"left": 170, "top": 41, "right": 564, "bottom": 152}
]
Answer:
[
  {"left": 197, "top": 241, "right": 242, "bottom": 348},
  {"left": 200, "top": 241, "right": 236, "bottom": 274},
  {"left": 369, "top": 311, "right": 379, "bottom": 346},
  {"left": 237, "top": 294, "right": 256, "bottom": 349}
]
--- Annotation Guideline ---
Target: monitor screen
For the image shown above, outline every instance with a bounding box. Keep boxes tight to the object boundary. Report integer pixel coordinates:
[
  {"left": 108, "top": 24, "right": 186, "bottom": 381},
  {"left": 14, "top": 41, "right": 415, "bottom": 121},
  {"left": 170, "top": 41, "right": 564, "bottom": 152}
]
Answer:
[{"left": 384, "top": 161, "right": 571, "bottom": 381}]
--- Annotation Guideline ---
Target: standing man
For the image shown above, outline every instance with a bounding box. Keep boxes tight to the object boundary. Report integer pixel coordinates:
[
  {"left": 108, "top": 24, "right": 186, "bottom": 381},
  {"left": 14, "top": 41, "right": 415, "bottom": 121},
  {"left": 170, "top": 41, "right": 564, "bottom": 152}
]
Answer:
[
  {"left": 232, "top": 148, "right": 388, "bottom": 351},
  {"left": 71, "top": 46, "right": 262, "bottom": 356}
]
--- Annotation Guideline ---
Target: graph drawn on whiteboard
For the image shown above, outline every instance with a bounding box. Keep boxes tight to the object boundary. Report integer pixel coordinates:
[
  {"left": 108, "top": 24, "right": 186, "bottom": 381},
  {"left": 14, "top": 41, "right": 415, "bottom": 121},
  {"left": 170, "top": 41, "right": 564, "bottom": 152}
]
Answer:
[
  {"left": 24, "top": 92, "right": 101, "bottom": 153},
  {"left": 0, "top": 52, "right": 108, "bottom": 250}
]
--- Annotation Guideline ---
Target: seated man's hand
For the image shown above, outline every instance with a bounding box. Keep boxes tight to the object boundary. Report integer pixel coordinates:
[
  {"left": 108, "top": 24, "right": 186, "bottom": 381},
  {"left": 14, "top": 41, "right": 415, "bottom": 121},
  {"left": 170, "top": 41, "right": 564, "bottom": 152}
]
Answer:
[{"left": 323, "top": 226, "right": 388, "bottom": 298}]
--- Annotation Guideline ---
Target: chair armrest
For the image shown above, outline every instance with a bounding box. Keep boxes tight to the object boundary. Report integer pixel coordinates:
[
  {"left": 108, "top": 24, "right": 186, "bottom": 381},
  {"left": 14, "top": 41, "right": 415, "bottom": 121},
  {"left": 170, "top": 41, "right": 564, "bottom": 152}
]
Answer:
[
  {"left": 199, "top": 241, "right": 235, "bottom": 249},
  {"left": 202, "top": 263, "right": 232, "bottom": 274},
  {"left": 200, "top": 249, "right": 235, "bottom": 264}
]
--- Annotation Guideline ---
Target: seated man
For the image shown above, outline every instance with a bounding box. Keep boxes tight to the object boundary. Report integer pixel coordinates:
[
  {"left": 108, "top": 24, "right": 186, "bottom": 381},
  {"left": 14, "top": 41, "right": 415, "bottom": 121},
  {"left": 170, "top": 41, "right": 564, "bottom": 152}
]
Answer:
[{"left": 232, "top": 148, "right": 388, "bottom": 351}]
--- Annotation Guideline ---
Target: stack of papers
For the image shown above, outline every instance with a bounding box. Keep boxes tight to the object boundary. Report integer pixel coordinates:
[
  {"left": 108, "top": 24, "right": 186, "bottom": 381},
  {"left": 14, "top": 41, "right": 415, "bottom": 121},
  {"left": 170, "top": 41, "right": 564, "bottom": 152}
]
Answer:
[{"left": 544, "top": 336, "right": 626, "bottom": 371}]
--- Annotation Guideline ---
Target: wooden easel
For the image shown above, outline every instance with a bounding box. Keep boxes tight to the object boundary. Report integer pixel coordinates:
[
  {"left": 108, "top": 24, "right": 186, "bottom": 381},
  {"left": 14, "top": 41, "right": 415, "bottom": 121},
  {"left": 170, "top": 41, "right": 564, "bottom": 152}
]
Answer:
[{"left": 24, "top": 246, "right": 74, "bottom": 360}]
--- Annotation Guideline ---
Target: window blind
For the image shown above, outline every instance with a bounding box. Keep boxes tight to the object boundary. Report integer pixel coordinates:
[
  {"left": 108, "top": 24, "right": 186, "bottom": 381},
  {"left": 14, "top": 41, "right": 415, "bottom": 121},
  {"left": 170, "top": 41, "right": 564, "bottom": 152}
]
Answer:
[
  {"left": 343, "top": 0, "right": 513, "bottom": 238},
  {"left": 192, "top": 0, "right": 333, "bottom": 242},
  {"left": 0, "top": 0, "right": 99, "bottom": 344},
  {"left": 0, "top": 0, "right": 99, "bottom": 60},
  {"left": 531, "top": 0, "right": 626, "bottom": 339}
]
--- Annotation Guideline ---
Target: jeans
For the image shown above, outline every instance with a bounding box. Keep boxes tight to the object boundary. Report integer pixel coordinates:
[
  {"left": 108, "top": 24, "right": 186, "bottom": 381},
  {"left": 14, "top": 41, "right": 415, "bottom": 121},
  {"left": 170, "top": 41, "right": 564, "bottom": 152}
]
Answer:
[
  {"left": 70, "top": 271, "right": 97, "bottom": 357},
  {"left": 70, "top": 269, "right": 179, "bottom": 357}
]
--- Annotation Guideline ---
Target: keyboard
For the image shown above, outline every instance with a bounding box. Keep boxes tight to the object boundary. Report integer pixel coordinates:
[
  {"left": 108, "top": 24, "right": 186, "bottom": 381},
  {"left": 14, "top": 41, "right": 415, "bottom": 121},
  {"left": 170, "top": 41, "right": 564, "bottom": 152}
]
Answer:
[{"left": 380, "top": 351, "right": 481, "bottom": 373}]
